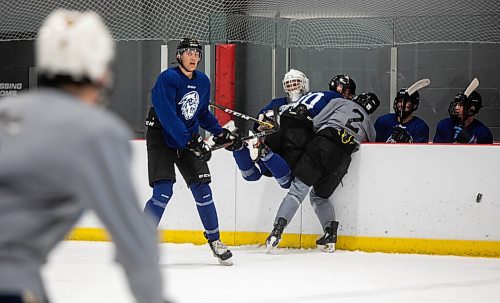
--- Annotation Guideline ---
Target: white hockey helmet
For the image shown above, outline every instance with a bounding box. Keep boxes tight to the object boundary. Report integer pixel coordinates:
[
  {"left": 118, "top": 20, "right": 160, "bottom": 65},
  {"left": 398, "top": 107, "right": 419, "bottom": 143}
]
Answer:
[
  {"left": 282, "top": 69, "right": 309, "bottom": 102},
  {"left": 36, "top": 9, "right": 115, "bottom": 83}
]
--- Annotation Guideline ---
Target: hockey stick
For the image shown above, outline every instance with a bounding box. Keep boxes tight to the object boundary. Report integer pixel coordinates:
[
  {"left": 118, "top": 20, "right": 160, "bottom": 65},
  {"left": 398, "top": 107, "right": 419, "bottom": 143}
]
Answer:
[
  {"left": 458, "top": 78, "right": 480, "bottom": 127},
  {"left": 211, "top": 129, "right": 277, "bottom": 151},
  {"left": 406, "top": 78, "right": 430, "bottom": 96},
  {"left": 209, "top": 102, "right": 275, "bottom": 129},
  {"left": 464, "top": 78, "right": 479, "bottom": 97}
]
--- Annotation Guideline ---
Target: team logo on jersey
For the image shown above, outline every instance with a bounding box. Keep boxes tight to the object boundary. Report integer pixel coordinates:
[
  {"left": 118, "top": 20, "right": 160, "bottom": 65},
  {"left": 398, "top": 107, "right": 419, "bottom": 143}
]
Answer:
[{"left": 179, "top": 91, "right": 200, "bottom": 120}]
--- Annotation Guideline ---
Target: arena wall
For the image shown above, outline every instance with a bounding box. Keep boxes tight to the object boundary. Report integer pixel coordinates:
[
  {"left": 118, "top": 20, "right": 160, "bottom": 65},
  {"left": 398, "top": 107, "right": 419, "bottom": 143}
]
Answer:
[{"left": 69, "top": 141, "right": 500, "bottom": 257}]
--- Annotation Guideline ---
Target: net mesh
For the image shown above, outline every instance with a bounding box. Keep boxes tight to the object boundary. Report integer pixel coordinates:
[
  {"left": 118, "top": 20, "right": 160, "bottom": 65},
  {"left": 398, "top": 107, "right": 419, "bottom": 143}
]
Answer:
[{"left": 1, "top": 0, "right": 500, "bottom": 48}]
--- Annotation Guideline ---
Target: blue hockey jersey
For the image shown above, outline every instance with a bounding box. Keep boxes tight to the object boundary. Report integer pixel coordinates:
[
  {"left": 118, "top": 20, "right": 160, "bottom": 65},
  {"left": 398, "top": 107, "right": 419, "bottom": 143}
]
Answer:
[
  {"left": 282, "top": 91, "right": 343, "bottom": 117},
  {"left": 253, "top": 91, "right": 343, "bottom": 131},
  {"left": 433, "top": 118, "right": 493, "bottom": 144},
  {"left": 374, "top": 113, "right": 430, "bottom": 143},
  {"left": 151, "top": 67, "right": 223, "bottom": 149}
]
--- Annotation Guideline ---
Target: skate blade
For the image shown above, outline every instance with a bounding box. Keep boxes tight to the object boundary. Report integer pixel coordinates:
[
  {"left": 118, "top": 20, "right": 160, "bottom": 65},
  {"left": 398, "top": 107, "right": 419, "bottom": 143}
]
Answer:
[
  {"left": 321, "top": 243, "right": 336, "bottom": 253},
  {"left": 266, "top": 237, "right": 279, "bottom": 254},
  {"left": 218, "top": 257, "right": 233, "bottom": 266}
]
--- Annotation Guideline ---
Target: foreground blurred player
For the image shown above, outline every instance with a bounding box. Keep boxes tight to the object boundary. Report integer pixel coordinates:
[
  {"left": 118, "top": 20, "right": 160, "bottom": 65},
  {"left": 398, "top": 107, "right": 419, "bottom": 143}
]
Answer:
[{"left": 0, "top": 10, "right": 168, "bottom": 303}]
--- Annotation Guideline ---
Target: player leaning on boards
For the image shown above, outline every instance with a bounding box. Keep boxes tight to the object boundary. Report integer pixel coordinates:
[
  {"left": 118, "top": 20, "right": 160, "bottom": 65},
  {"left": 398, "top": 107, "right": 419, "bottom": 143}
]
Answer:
[
  {"left": 433, "top": 78, "right": 492, "bottom": 144},
  {"left": 143, "top": 38, "right": 237, "bottom": 266},
  {"left": 374, "top": 79, "right": 430, "bottom": 143},
  {"left": 264, "top": 75, "right": 380, "bottom": 253},
  {"left": 0, "top": 9, "right": 169, "bottom": 303}
]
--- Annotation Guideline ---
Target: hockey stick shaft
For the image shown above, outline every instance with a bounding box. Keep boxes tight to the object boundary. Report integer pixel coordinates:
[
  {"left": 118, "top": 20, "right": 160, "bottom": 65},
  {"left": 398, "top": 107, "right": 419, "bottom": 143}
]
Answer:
[
  {"left": 209, "top": 103, "right": 275, "bottom": 128},
  {"left": 407, "top": 78, "right": 430, "bottom": 96},
  {"left": 398, "top": 78, "right": 430, "bottom": 123},
  {"left": 464, "top": 78, "right": 479, "bottom": 97},
  {"left": 211, "top": 129, "right": 277, "bottom": 151}
]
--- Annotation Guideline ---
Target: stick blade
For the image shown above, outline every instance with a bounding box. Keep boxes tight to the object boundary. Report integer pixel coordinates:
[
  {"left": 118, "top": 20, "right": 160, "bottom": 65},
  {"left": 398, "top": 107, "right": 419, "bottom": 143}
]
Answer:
[
  {"left": 464, "top": 78, "right": 479, "bottom": 97},
  {"left": 407, "top": 79, "right": 430, "bottom": 96}
]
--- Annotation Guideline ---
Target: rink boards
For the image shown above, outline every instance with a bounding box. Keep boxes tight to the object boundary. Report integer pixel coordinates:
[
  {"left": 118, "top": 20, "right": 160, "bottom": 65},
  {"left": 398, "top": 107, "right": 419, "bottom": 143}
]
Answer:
[{"left": 69, "top": 141, "right": 500, "bottom": 257}]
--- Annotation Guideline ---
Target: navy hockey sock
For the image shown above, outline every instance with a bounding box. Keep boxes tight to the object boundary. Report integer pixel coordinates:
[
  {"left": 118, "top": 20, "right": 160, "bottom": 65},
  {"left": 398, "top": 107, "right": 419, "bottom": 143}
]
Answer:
[
  {"left": 190, "top": 182, "right": 220, "bottom": 241},
  {"left": 144, "top": 180, "right": 173, "bottom": 228},
  {"left": 233, "top": 147, "right": 262, "bottom": 181},
  {"left": 261, "top": 151, "right": 292, "bottom": 189}
]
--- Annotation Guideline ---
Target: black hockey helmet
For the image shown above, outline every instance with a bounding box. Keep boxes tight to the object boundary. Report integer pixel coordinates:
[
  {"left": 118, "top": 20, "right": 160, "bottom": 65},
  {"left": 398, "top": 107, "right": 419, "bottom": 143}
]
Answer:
[
  {"left": 465, "top": 90, "right": 483, "bottom": 115},
  {"left": 176, "top": 38, "right": 203, "bottom": 62},
  {"left": 329, "top": 74, "right": 356, "bottom": 97},
  {"left": 353, "top": 92, "right": 380, "bottom": 115},
  {"left": 448, "top": 90, "right": 483, "bottom": 122},
  {"left": 393, "top": 88, "right": 420, "bottom": 119}
]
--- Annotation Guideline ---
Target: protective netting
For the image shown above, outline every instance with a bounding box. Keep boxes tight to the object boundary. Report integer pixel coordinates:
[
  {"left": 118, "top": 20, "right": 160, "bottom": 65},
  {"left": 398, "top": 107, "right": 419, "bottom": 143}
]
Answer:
[{"left": 1, "top": 0, "right": 500, "bottom": 48}]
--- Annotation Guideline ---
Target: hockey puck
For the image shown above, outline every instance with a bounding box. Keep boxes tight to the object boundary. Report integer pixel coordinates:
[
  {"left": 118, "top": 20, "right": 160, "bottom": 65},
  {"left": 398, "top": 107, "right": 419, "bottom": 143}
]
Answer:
[{"left": 476, "top": 193, "right": 483, "bottom": 203}]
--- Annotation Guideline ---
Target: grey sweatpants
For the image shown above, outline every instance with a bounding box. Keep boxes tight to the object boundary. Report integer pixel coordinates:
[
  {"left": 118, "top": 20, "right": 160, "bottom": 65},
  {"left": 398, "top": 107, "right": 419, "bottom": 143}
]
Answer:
[{"left": 274, "top": 178, "right": 336, "bottom": 231}]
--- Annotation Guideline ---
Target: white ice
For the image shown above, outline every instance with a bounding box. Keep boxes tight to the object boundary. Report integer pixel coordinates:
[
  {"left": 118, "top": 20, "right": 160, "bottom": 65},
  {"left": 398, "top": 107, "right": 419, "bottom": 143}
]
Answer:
[{"left": 43, "top": 241, "right": 500, "bottom": 303}]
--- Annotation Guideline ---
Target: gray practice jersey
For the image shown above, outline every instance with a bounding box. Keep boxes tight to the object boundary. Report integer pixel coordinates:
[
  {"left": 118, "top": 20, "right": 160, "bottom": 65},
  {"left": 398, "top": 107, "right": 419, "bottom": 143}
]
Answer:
[
  {"left": 0, "top": 89, "right": 163, "bottom": 303},
  {"left": 312, "top": 97, "right": 376, "bottom": 147}
]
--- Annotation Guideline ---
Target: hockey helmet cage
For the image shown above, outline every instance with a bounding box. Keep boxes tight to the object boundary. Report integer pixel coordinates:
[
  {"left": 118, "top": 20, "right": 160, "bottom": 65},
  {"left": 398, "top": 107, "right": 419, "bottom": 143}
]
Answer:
[{"left": 282, "top": 69, "right": 310, "bottom": 102}]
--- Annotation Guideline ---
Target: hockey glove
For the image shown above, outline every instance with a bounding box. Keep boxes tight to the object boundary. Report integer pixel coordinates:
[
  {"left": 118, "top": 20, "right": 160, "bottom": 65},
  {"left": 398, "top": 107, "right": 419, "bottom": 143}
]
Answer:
[
  {"left": 257, "top": 110, "right": 278, "bottom": 131},
  {"left": 391, "top": 125, "right": 412, "bottom": 143},
  {"left": 224, "top": 130, "right": 245, "bottom": 151},
  {"left": 187, "top": 134, "right": 212, "bottom": 162},
  {"left": 213, "top": 128, "right": 236, "bottom": 146},
  {"left": 454, "top": 125, "right": 474, "bottom": 143}
]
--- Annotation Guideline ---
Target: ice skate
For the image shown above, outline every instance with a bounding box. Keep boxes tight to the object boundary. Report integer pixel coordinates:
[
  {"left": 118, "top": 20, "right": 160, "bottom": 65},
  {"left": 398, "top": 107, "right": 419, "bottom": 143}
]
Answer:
[
  {"left": 248, "top": 131, "right": 270, "bottom": 161},
  {"left": 208, "top": 239, "right": 233, "bottom": 266},
  {"left": 265, "top": 217, "right": 287, "bottom": 253},
  {"left": 316, "top": 221, "right": 339, "bottom": 253},
  {"left": 248, "top": 131, "right": 260, "bottom": 161}
]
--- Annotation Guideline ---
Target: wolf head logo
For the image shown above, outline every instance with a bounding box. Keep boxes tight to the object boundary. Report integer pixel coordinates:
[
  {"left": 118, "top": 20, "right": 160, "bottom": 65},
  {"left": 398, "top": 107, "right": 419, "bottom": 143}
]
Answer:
[{"left": 179, "top": 91, "right": 200, "bottom": 120}]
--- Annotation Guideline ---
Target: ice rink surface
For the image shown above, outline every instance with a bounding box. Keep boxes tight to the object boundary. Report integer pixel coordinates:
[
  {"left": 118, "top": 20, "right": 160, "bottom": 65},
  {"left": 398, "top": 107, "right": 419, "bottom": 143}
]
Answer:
[{"left": 43, "top": 241, "right": 500, "bottom": 303}]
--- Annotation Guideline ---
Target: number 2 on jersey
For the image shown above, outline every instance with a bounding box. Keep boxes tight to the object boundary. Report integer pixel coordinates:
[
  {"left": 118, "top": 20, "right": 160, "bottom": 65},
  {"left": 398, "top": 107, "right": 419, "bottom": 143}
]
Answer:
[{"left": 345, "top": 108, "right": 364, "bottom": 133}]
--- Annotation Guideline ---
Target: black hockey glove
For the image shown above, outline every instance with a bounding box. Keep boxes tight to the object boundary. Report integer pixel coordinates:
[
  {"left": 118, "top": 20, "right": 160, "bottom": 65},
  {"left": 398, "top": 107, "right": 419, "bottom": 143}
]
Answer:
[
  {"left": 281, "top": 104, "right": 312, "bottom": 124},
  {"left": 187, "top": 134, "right": 212, "bottom": 162},
  {"left": 257, "top": 109, "right": 278, "bottom": 131},
  {"left": 391, "top": 125, "right": 412, "bottom": 143},
  {"left": 454, "top": 125, "right": 474, "bottom": 143},
  {"left": 213, "top": 128, "right": 236, "bottom": 146},
  {"left": 224, "top": 130, "right": 245, "bottom": 151}
]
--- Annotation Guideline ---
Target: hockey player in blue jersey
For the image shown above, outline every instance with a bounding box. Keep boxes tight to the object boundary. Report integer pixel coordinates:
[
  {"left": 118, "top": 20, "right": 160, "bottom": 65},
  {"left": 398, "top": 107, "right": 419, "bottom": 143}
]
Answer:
[
  {"left": 143, "top": 38, "right": 236, "bottom": 265},
  {"left": 229, "top": 69, "right": 311, "bottom": 189},
  {"left": 374, "top": 88, "right": 430, "bottom": 143},
  {"left": 433, "top": 90, "right": 492, "bottom": 144}
]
